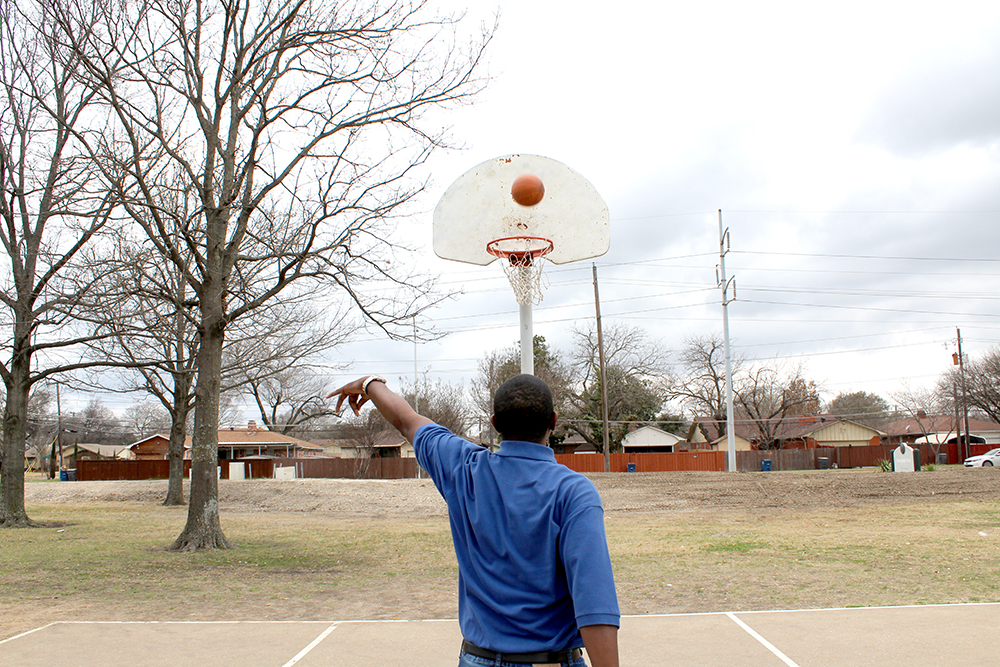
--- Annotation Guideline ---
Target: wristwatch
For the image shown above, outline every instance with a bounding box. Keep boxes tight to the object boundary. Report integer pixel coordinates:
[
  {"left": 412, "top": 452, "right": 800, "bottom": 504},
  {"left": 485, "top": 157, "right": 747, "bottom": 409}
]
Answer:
[{"left": 361, "top": 375, "right": 387, "bottom": 398}]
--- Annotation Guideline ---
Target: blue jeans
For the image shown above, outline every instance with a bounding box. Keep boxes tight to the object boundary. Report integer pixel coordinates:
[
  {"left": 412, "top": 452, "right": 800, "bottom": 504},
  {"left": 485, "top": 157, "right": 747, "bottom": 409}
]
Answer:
[{"left": 459, "top": 651, "right": 587, "bottom": 667}]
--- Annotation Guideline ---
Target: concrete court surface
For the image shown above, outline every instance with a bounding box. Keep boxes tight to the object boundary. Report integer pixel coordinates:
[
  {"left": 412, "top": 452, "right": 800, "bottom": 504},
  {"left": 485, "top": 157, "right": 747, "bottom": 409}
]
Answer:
[{"left": 1, "top": 603, "right": 996, "bottom": 667}]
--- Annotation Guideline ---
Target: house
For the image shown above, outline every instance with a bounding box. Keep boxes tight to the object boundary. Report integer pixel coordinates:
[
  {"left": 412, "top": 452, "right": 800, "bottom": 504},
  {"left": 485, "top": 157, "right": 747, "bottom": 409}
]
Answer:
[
  {"left": 880, "top": 415, "right": 1000, "bottom": 446},
  {"left": 691, "top": 418, "right": 754, "bottom": 452},
  {"left": 768, "top": 416, "right": 884, "bottom": 450},
  {"left": 694, "top": 415, "right": 883, "bottom": 450},
  {"left": 217, "top": 422, "right": 324, "bottom": 459},
  {"left": 620, "top": 425, "right": 684, "bottom": 453},
  {"left": 68, "top": 443, "right": 134, "bottom": 463},
  {"left": 125, "top": 422, "right": 325, "bottom": 461},
  {"left": 323, "top": 431, "right": 414, "bottom": 458}
]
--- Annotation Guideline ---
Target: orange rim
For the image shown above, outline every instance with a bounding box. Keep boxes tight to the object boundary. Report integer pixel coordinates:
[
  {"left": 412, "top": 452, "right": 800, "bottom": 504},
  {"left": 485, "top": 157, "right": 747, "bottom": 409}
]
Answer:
[{"left": 486, "top": 236, "right": 554, "bottom": 266}]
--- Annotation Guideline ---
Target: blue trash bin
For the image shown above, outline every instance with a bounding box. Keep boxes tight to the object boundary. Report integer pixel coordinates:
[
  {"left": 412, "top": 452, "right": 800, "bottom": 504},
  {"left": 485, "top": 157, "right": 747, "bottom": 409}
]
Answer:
[
  {"left": 761, "top": 460, "right": 772, "bottom": 472},
  {"left": 627, "top": 463, "right": 636, "bottom": 473}
]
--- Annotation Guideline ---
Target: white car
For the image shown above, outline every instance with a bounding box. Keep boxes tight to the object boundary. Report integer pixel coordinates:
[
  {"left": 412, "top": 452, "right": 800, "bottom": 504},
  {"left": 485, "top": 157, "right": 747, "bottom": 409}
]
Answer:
[{"left": 964, "top": 448, "right": 1000, "bottom": 467}]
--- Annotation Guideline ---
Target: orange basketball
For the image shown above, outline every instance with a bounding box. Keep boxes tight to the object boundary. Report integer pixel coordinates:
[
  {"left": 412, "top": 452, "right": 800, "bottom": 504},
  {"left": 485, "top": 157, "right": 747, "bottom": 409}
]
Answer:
[{"left": 511, "top": 174, "right": 545, "bottom": 206}]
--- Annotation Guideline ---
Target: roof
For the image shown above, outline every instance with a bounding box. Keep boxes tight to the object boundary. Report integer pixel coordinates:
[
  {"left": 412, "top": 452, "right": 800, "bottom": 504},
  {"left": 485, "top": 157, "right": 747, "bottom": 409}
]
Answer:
[
  {"left": 127, "top": 426, "right": 323, "bottom": 451},
  {"left": 326, "top": 432, "right": 408, "bottom": 450},
  {"left": 74, "top": 443, "right": 134, "bottom": 459},
  {"left": 881, "top": 415, "right": 1000, "bottom": 437},
  {"left": 696, "top": 414, "right": 883, "bottom": 443},
  {"left": 622, "top": 425, "right": 683, "bottom": 446}
]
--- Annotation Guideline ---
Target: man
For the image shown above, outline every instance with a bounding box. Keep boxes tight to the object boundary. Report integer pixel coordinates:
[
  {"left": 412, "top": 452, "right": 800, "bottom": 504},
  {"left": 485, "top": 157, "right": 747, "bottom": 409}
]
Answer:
[{"left": 328, "top": 374, "right": 620, "bottom": 667}]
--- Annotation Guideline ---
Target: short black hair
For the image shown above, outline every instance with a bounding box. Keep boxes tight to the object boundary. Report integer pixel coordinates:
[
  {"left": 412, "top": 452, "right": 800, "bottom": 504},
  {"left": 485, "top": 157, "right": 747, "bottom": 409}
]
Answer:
[{"left": 493, "top": 374, "right": 555, "bottom": 442}]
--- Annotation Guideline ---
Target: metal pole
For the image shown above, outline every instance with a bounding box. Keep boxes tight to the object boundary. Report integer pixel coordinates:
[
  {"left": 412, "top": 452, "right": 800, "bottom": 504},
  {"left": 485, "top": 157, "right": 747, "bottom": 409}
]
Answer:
[
  {"left": 56, "top": 384, "right": 63, "bottom": 474},
  {"left": 593, "top": 264, "right": 611, "bottom": 473},
  {"left": 957, "top": 328, "right": 971, "bottom": 461},
  {"left": 719, "top": 211, "right": 737, "bottom": 472},
  {"left": 520, "top": 303, "right": 534, "bottom": 375},
  {"left": 413, "top": 315, "right": 419, "bottom": 414}
]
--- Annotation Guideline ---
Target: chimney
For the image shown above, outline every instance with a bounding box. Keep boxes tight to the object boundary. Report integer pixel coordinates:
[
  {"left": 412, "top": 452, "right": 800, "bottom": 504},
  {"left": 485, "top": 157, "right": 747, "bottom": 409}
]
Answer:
[{"left": 248, "top": 420, "right": 258, "bottom": 436}]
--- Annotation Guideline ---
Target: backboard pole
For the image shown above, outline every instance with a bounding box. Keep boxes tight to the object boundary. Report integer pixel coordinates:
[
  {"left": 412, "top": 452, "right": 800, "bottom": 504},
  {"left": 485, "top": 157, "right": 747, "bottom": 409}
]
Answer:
[{"left": 520, "top": 303, "right": 534, "bottom": 375}]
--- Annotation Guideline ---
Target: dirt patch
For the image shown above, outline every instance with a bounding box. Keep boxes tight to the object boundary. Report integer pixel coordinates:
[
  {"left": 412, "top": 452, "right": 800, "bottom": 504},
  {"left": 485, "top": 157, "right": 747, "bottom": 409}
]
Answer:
[{"left": 25, "top": 466, "right": 998, "bottom": 515}]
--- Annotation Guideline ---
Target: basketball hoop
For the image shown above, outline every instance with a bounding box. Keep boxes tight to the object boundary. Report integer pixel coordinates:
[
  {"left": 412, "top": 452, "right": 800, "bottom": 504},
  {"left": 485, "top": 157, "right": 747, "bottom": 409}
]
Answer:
[{"left": 486, "top": 236, "right": 553, "bottom": 305}]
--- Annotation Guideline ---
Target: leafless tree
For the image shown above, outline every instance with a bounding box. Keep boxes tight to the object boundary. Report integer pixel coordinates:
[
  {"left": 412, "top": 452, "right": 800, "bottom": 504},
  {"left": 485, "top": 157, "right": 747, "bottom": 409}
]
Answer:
[
  {"left": 825, "top": 390, "right": 891, "bottom": 428},
  {"left": 400, "top": 377, "right": 469, "bottom": 438},
  {"left": 892, "top": 382, "right": 954, "bottom": 459},
  {"left": 471, "top": 336, "right": 573, "bottom": 444},
  {"left": 0, "top": 1, "right": 132, "bottom": 526},
  {"left": 669, "top": 333, "right": 744, "bottom": 439},
  {"left": 735, "top": 363, "right": 820, "bottom": 449},
  {"left": 939, "top": 347, "right": 1000, "bottom": 425},
  {"left": 339, "top": 408, "right": 393, "bottom": 479},
  {"left": 52, "top": 0, "right": 491, "bottom": 549},
  {"left": 121, "top": 401, "right": 171, "bottom": 441},
  {"left": 564, "top": 323, "right": 670, "bottom": 452},
  {"left": 229, "top": 308, "right": 357, "bottom": 436}
]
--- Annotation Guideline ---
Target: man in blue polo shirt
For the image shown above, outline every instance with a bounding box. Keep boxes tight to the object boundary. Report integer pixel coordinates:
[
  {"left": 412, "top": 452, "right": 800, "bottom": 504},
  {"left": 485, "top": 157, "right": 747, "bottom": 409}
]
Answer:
[{"left": 329, "top": 374, "right": 620, "bottom": 667}]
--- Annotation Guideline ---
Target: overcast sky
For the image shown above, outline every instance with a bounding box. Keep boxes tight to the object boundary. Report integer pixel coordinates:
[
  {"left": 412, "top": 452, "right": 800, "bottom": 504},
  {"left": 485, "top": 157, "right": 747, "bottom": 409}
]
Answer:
[
  {"left": 321, "top": 0, "right": 1000, "bottom": 417},
  {"left": 71, "top": 1, "right": 999, "bottom": 422}
]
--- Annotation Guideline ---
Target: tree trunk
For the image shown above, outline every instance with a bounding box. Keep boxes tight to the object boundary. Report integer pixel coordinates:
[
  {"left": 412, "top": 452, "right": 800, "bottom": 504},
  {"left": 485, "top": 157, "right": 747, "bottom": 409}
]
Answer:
[
  {"left": 162, "top": 402, "right": 189, "bottom": 506},
  {"left": 168, "top": 320, "right": 231, "bottom": 550},
  {"left": 1, "top": 349, "right": 35, "bottom": 527}
]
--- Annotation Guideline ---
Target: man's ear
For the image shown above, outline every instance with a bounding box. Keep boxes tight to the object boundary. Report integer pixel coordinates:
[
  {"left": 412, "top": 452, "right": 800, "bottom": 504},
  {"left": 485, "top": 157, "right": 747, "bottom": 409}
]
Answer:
[
  {"left": 491, "top": 415, "right": 497, "bottom": 429},
  {"left": 549, "top": 412, "right": 558, "bottom": 430}
]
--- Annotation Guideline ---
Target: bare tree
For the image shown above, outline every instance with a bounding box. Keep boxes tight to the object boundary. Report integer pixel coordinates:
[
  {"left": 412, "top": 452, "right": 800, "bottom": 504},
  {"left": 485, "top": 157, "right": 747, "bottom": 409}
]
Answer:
[
  {"left": 940, "top": 347, "right": 1000, "bottom": 425},
  {"left": 565, "top": 323, "right": 670, "bottom": 452},
  {"left": 471, "top": 336, "right": 573, "bottom": 443},
  {"left": 339, "top": 408, "right": 393, "bottom": 479},
  {"left": 400, "top": 377, "right": 469, "bottom": 438},
  {"left": 735, "top": 363, "right": 820, "bottom": 449},
  {"left": 55, "top": 0, "right": 491, "bottom": 549},
  {"left": 825, "top": 390, "right": 891, "bottom": 428},
  {"left": 229, "top": 308, "right": 357, "bottom": 436},
  {"left": 121, "top": 401, "right": 171, "bottom": 441},
  {"left": 0, "top": 1, "right": 130, "bottom": 527},
  {"left": 892, "top": 382, "right": 953, "bottom": 459},
  {"left": 669, "top": 333, "right": 743, "bottom": 439}
]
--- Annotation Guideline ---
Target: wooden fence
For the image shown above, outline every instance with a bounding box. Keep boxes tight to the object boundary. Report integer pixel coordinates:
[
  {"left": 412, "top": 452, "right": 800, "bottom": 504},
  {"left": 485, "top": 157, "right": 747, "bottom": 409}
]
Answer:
[
  {"left": 75, "top": 442, "right": 992, "bottom": 481},
  {"left": 555, "top": 451, "right": 725, "bottom": 473},
  {"left": 77, "top": 456, "right": 420, "bottom": 481}
]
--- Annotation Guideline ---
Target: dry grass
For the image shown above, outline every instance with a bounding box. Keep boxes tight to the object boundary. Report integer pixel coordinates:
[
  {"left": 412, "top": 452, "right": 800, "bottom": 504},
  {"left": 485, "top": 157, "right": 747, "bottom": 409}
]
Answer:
[{"left": 4, "top": 471, "right": 1000, "bottom": 642}]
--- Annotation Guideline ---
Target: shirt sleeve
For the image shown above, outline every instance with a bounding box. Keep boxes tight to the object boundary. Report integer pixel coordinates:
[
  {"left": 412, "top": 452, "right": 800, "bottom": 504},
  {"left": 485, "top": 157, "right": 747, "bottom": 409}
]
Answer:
[
  {"left": 559, "top": 492, "right": 621, "bottom": 628},
  {"left": 413, "top": 423, "right": 481, "bottom": 495}
]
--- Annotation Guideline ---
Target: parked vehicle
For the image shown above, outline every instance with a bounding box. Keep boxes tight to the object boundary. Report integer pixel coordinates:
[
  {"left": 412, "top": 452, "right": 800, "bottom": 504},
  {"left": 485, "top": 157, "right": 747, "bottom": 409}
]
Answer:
[{"left": 964, "top": 448, "right": 1000, "bottom": 467}]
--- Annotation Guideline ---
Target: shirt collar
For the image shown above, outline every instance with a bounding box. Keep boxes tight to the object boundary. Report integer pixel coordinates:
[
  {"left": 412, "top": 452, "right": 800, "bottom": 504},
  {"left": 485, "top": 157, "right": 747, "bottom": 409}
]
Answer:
[{"left": 497, "top": 440, "right": 556, "bottom": 462}]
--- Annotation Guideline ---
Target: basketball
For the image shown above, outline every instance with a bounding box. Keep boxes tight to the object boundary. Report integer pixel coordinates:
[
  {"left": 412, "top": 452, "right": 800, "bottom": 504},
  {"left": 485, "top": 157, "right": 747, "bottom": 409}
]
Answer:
[{"left": 511, "top": 174, "right": 545, "bottom": 206}]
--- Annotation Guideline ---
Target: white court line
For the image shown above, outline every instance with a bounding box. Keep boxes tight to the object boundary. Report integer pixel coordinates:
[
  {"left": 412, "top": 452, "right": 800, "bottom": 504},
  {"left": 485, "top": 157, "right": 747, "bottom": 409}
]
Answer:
[
  {"left": 726, "top": 612, "right": 800, "bottom": 667},
  {"left": 0, "top": 623, "right": 56, "bottom": 645},
  {"left": 281, "top": 623, "right": 339, "bottom": 667}
]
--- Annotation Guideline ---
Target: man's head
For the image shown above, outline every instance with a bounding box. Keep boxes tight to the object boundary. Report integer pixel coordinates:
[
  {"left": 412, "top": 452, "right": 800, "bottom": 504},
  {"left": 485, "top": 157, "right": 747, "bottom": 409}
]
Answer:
[{"left": 491, "top": 374, "right": 557, "bottom": 443}]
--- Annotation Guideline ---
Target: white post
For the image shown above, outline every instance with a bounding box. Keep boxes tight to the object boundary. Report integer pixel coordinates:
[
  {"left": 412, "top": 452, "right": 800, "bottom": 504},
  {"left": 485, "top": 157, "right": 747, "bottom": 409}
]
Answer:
[
  {"left": 719, "top": 210, "right": 737, "bottom": 473},
  {"left": 520, "top": 303, "right": 533, "bottom": 375}
]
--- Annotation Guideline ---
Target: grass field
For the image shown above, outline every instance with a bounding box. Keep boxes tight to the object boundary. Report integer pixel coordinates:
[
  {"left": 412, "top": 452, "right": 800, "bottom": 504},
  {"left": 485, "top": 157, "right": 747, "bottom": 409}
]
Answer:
[{"left": 4, "top": 480, "right": 1000, "bottom": 641}]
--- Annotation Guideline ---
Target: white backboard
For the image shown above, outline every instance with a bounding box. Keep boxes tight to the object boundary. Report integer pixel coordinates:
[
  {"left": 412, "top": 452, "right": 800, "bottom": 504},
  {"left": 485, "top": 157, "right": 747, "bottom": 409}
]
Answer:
[{"left": 433, "top": 154, "right": 610, "bottom": 265}]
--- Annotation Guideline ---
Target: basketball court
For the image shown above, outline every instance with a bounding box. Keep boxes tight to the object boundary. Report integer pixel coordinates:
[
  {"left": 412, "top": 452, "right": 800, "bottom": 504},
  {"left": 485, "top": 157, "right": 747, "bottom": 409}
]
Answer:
[{"left": 2, "top": 603, "right": 995, "bottom": 666}]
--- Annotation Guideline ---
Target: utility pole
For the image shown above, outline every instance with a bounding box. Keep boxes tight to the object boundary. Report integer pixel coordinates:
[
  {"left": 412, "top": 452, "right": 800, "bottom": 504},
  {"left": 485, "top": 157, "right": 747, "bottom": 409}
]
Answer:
[
  {"left": 593, "top": 264, "right": 611, "bottom": 473},
  {"left": 956, "top": 328, "right": 971, "bottom": 461},
  {"left": 56, "top": 384, "right": 63, "bottom": 475},
  {"left": 718, "top": 211, "right": 737, "bottom": 472},
  {"left": 413, "top": 315, "right": 419, "bottom": 415}
]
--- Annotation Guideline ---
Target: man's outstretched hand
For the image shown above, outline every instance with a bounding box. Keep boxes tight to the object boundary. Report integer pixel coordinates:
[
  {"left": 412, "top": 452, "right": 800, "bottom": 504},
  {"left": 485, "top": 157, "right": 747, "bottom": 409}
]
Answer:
[{"left": 326, "top": 378, "right": 367, "bottom": 416}]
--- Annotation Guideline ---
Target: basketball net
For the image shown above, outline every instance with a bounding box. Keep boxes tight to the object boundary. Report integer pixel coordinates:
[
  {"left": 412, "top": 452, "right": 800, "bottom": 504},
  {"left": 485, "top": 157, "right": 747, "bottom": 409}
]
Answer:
[{"left": 487, "top": 236, "right": 553, "bottom": 306}]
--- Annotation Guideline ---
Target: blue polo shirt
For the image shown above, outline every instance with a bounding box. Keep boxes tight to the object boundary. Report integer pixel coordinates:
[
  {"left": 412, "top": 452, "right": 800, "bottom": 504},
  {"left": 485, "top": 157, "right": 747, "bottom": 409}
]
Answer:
[{"left": 414, "top": 423, "right": 620, "bottom": 653}]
